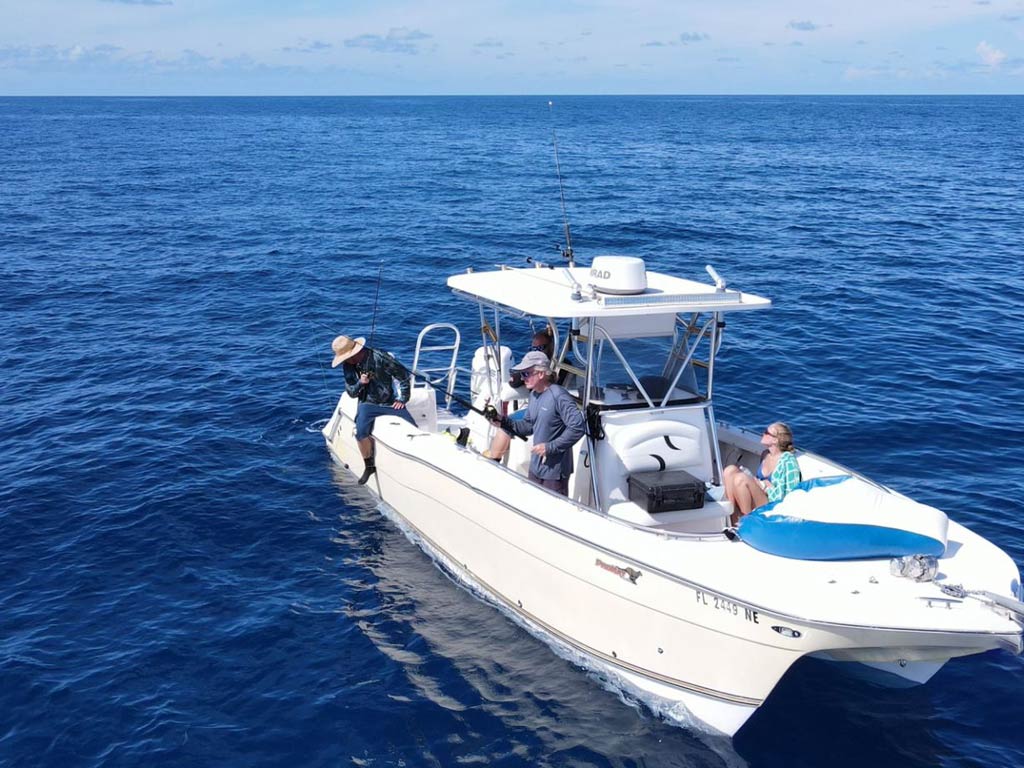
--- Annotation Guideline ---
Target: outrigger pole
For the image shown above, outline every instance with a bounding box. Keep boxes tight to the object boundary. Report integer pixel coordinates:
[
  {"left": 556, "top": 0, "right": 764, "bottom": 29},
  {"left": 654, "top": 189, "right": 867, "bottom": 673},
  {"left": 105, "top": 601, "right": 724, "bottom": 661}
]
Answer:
[{"left": 548, "top": 100, "right": 575, "bottom": 268}]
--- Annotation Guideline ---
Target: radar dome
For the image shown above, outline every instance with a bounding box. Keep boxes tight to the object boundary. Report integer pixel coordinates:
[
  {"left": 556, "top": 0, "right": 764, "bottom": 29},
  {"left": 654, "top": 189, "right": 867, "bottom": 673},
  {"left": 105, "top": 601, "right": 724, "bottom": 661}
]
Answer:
[{"left": 587, "top": 256, "right": 647, "bottom": 295}]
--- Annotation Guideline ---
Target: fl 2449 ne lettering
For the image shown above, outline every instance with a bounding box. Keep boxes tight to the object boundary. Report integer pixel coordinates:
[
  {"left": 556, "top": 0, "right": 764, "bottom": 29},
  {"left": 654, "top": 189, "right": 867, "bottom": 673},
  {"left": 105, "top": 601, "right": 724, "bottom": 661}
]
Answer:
[{"left": 695, "top": 589, "right": 760, "bottom": 624}]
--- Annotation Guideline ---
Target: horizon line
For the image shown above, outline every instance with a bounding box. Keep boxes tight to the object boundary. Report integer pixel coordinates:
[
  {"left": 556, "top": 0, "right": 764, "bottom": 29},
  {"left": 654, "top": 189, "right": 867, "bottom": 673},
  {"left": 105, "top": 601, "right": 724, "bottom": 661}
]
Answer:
[{"left": 2, "top": 92, "right": 1023, "bottom": 98}]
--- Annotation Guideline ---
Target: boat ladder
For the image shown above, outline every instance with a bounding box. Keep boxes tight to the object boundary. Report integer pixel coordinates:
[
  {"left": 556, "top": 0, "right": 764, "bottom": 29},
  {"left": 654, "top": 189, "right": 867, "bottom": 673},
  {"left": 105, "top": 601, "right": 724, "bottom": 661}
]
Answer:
[{"left": 412, "top": 323, "right": 461, "bottom": 411}]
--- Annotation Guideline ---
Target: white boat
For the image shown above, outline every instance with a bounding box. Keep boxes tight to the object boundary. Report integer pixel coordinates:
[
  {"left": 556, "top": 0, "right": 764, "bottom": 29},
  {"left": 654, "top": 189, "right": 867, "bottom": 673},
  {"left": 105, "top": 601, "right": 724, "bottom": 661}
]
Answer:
[{"left": 322, "top": 254, "right": 1023, "bottom": 736}]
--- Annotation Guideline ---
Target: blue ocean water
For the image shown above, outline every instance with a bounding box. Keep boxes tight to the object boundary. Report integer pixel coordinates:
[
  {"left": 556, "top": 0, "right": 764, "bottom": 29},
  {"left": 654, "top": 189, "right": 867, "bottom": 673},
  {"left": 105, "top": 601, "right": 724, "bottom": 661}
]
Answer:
[{"left": 2, "top": 95, "right": 1023, "bottom": 767}]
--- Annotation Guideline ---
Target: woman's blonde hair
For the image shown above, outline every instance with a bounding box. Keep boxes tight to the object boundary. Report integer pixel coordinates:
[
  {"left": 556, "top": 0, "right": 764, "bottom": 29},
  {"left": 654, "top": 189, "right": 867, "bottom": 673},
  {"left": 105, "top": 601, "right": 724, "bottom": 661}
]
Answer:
[{"left": 769, "top": 422, "right": 795, "bottom": 452}]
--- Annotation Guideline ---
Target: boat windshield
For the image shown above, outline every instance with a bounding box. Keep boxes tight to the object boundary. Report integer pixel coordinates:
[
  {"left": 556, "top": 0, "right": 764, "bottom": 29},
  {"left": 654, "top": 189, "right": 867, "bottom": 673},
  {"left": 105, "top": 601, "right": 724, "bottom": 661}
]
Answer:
[
  {"left": 487, "top": 310, "right": 719, "bottom": 410},
  {"left": 583, "top": 335, "right": 702, "bottom": 407},
  {"left": 559, "top": 313, "right": 716, "bottom": 409}
]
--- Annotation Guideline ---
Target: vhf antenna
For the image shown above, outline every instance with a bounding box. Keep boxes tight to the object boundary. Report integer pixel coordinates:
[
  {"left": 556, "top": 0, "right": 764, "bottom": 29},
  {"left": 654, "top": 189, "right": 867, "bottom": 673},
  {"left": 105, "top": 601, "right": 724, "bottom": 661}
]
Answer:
[{"left": 548, "top": 100, "right": 575, "bottom": 268}]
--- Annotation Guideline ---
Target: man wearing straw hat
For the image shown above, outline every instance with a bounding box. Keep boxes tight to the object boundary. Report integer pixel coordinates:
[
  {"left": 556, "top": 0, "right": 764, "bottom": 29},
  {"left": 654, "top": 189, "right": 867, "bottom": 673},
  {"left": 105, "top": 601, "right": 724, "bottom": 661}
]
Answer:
[{"left": 331, "top": 335, "right": 416, "bottom": 485}]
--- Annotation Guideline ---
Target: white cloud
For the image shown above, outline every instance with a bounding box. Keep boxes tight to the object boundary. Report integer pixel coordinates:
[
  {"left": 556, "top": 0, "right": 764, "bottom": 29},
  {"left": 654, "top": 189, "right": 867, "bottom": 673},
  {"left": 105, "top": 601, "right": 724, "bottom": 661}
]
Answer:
[
  {"left": 976, "top": 40, "right": 1007, "bottom": 67},
  {"left": 282, "top": 39, "right": 332, "bottom": 54},
  {"left": 344, "top": 28, "right": 431, "bottom": 55},
  {"left": 3, "top": 1, "right": 1023, "bottom": 94},
  {"left": 0, "top": 43, "right": 123, "bottom": 67},
  {"left": 843, "top": 64, "right": 913, "bottom": 80}
]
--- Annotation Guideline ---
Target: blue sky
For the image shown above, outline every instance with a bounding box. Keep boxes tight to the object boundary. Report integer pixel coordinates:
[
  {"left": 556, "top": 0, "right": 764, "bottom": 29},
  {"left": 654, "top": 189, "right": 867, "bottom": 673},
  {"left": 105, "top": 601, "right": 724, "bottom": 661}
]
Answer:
[{"left": 1, "top": 0, "right": 1022, "bottom": 95}]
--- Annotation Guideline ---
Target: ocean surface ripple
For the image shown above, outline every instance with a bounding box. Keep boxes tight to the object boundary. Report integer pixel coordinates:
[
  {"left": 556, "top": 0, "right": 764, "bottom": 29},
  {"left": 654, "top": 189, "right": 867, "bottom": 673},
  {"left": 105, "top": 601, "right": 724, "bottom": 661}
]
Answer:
[{"left": 1, "top": 96, "right": 1023, "bottom": 767}]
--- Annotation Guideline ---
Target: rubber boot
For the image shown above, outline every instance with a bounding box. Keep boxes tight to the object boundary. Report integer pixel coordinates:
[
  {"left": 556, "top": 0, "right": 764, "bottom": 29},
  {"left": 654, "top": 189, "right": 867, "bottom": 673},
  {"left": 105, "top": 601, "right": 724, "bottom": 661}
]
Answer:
[{"left": 357, "top": 457, "right": 376, "bottom": 485}]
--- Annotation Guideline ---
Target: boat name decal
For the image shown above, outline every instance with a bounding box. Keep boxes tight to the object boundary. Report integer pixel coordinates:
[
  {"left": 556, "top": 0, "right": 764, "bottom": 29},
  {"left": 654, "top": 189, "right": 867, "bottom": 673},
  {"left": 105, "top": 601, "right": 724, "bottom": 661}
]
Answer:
[
  {"left": 595, "top": 559, "right": 641, "bottom": 584},
  {"left": 694, "top": 589, "right": 760, "bottom": 624}
]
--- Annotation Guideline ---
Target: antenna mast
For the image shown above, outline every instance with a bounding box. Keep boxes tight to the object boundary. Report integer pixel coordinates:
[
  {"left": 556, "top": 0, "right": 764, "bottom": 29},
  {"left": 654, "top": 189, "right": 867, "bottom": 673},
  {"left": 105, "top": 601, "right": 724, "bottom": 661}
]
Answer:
[{"left": 548, "top": 100, "right": 575, "bottom": 268}]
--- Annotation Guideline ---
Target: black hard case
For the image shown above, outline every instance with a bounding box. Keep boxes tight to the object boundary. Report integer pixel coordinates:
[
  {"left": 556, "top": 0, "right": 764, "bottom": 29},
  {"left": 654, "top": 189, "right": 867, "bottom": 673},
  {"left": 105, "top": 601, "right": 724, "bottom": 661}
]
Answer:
[{"left": 627, "top": 469, "right": 707, "bottom": 512}]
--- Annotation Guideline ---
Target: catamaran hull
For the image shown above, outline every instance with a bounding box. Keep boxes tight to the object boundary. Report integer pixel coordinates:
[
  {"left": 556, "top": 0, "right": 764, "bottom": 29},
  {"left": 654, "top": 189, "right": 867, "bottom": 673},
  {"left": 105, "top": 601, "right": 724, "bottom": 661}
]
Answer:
[{"left": 323, "top": 407, "right": 1016, "bottom": 736}]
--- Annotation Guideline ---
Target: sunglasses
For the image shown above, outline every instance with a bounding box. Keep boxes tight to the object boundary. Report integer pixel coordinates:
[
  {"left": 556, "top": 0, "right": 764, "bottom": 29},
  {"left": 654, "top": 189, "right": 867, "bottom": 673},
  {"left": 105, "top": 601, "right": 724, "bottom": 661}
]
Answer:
[
  {"left": 763, "top": 428, "right": 778, "bottom": 438},
  {"left": 522, "top": 369, "right": 544, "bottom": 380}
]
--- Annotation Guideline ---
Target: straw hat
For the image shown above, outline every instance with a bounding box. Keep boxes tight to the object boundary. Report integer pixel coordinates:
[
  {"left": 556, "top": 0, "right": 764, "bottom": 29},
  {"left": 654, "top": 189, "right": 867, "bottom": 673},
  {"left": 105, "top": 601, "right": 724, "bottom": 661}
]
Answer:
[{"left": 331, "top": 335, "right": 366, "bottom": 367}]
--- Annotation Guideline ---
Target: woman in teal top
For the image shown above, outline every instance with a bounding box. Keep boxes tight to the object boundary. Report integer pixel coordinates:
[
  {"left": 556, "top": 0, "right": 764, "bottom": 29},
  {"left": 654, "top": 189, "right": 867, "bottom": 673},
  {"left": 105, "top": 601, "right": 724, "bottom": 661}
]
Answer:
[{"left": 723, "top": 422, "right": 801, "bottom": 526}]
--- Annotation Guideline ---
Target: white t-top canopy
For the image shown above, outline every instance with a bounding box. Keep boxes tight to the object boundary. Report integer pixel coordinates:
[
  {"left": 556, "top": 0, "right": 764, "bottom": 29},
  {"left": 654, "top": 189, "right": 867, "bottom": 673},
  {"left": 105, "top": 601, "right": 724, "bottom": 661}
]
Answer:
[{"left": 448, "top": 265, "right": 771, "bottom": 319}]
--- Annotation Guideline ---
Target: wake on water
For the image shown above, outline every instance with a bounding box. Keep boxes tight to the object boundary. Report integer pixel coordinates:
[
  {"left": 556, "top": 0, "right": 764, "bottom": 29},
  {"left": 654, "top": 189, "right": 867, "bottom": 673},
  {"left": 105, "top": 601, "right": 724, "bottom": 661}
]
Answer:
[{"left": 305, "top": 418, "right": 331, "bottom": 433}]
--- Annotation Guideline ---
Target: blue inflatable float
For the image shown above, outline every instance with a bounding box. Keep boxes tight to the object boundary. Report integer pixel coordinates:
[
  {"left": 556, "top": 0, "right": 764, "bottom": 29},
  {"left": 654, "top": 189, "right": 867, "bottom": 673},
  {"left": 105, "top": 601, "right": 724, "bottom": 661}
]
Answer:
[{"left": 737, "top": 476, "right": 949, "bottom": 561}]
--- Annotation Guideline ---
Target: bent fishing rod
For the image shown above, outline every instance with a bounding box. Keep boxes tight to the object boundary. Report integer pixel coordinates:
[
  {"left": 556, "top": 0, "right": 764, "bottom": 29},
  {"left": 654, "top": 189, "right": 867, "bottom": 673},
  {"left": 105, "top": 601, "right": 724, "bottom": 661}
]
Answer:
[
  {"left": 367, "top": 260, "right": 384, "bottom": 347},
  {"left": 354, "top": 344, "right": 527, "bottom": 439}
]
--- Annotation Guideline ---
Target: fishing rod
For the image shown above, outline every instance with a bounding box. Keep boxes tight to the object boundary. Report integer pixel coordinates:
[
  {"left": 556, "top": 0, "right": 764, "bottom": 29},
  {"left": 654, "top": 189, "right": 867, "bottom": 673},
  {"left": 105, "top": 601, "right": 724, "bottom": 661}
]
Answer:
[
  {"left": 548, "top": 100, "right": 575, "bottom": 268},
  {"left": 356, "top": 344, "right": 526, "bottom": 440},
  {"left": 367, "top": 260, "right": 384, "bottom": 346},
  {"left": 400, "top": 362, "right": 527, "bottom": 441}
]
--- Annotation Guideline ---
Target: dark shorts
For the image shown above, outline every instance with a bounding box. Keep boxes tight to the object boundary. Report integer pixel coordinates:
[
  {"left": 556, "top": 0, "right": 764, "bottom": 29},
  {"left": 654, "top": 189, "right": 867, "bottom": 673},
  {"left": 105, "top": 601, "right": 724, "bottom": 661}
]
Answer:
[
  {"left": 528, "top": 470, "right": 569, "bottom": 497},
  {"left": 355, "top": 402, "right": 416, "bottom": 440}
]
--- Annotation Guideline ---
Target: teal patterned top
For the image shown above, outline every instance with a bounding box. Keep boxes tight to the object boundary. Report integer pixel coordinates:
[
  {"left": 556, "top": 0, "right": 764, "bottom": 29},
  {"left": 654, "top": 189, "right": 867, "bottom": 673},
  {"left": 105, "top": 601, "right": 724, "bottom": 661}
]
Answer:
[{"left": 767, "top": 451, "right": 801, "bottom": 502}]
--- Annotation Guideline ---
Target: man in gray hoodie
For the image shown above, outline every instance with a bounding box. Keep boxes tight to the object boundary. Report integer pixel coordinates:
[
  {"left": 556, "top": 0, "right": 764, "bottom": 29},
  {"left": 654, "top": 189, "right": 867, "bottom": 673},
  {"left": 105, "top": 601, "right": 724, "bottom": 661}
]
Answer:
[{"left": 492, "top": 351, "right": 586, "bottom": 496}]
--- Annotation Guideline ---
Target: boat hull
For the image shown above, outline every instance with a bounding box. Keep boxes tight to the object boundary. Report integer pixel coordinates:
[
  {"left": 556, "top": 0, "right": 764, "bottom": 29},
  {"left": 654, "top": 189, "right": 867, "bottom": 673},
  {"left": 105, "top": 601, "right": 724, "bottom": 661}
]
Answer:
[
  {"left": 326, "top": 411, "right": 784, "bottom": 733},
  {"left": 323, "top": 402, "right": 1020, "bottom": 735}
]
